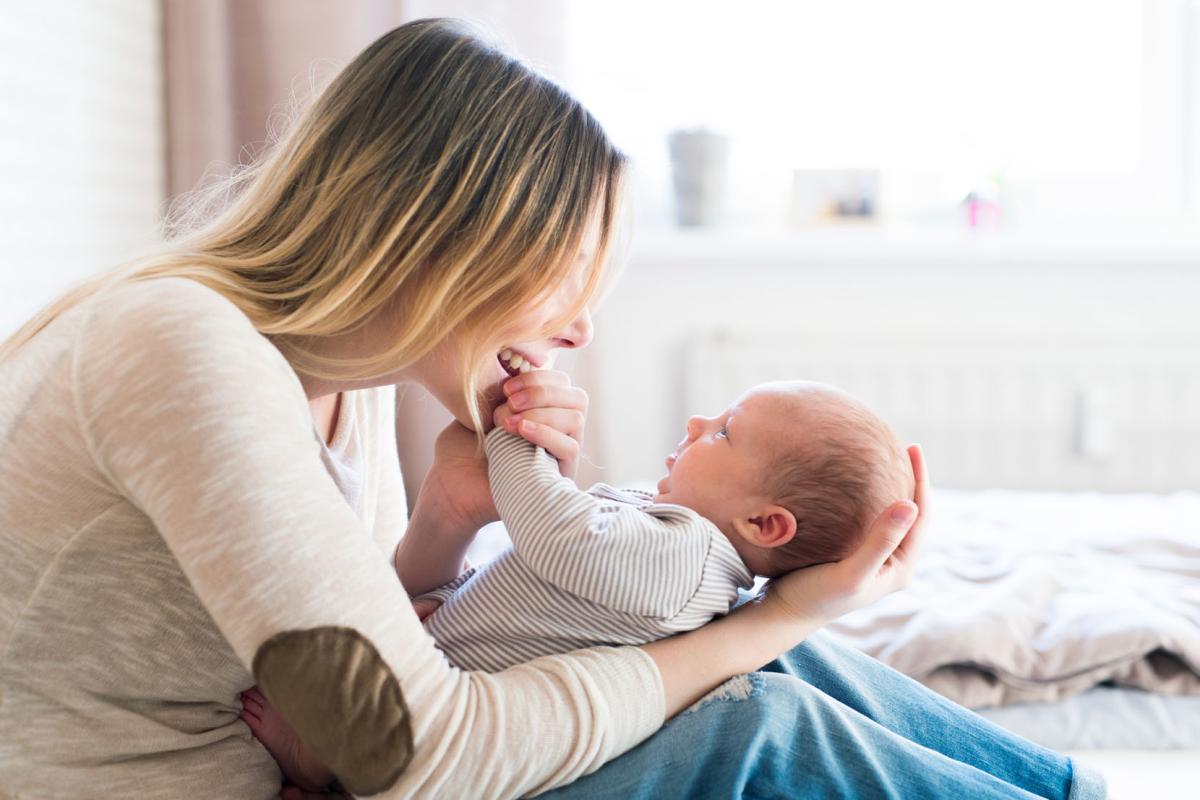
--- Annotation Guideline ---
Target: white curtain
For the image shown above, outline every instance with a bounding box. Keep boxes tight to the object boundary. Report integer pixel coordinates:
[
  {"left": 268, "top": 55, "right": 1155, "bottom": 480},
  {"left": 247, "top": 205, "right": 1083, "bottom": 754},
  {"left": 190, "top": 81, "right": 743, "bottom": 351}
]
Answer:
[{"left": 162, "top": 0, "right": 409, "bottom": 199}]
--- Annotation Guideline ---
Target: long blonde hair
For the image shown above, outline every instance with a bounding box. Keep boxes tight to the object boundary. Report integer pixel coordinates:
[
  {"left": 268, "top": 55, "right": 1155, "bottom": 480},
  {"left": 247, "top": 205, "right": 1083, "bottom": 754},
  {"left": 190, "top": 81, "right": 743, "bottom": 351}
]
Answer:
[{"left": 1, "top": 18, "right": 626, "bottom": 431}]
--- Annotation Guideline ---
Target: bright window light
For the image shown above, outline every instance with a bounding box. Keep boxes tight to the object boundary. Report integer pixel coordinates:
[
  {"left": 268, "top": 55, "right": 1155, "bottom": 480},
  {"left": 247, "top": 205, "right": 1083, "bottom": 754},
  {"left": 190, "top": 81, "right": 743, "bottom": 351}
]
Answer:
[{"left": 561, "top": 0, "right": 1191, "bottom": 231}]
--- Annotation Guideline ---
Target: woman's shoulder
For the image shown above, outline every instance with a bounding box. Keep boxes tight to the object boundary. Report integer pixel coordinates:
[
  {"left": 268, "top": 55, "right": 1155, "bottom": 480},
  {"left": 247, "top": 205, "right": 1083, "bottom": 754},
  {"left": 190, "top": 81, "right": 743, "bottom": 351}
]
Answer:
[
  {"left": 85, "top": 276, "right": 258, "bottom": 338},
  {"left": 75, "top": 277, "right": 304, "bottom": 406}
]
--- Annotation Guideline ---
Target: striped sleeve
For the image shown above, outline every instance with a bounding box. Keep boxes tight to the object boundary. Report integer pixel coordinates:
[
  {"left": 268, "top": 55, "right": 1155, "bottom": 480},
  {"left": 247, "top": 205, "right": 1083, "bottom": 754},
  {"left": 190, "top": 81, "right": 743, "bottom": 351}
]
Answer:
[{"left": 484, "top": 428, "right": 710, "bottom": 618}]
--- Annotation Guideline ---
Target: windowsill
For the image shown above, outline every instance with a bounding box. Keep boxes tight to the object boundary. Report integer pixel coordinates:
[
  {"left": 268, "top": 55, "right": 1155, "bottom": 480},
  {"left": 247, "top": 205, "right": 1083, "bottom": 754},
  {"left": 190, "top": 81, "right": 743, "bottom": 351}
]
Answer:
[{"left": 626, "top": 224, "right": 1200, "bottom": 269}]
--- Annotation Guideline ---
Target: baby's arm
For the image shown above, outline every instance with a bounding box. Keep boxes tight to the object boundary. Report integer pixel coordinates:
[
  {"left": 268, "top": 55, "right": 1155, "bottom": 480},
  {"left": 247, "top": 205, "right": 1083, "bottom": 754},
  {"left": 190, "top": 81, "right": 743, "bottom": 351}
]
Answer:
[{"left": 485, "top": 428, "right": 710, "bottom": 617}]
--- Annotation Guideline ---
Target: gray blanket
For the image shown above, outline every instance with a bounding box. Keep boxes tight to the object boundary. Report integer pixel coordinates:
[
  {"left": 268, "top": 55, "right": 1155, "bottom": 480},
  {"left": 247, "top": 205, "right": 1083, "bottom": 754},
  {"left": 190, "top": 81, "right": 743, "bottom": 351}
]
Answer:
[{"left": 826, "top": 489, "right": 1200, "bottom": 708}]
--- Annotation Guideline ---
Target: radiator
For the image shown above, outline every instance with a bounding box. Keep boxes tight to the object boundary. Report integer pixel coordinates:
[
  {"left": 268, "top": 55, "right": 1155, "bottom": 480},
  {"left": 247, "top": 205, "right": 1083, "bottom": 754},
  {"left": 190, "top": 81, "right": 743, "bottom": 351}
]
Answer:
[{"left": 683, "top": 330, "right": 1200, "bottom": 492}]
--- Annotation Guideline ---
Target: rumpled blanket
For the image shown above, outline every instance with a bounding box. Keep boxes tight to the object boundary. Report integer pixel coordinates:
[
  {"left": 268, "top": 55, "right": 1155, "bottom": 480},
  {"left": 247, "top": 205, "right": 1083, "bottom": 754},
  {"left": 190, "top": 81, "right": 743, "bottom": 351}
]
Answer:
[{"left": 825, "top": 489, "right": 1200, "bottom": 709}]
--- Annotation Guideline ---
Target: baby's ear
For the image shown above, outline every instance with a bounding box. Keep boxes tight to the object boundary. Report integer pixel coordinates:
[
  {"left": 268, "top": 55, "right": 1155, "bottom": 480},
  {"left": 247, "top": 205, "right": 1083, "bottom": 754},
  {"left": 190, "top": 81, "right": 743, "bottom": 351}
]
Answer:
[{"left": 733, "top": 505, "right": 796, "bottom": 549}]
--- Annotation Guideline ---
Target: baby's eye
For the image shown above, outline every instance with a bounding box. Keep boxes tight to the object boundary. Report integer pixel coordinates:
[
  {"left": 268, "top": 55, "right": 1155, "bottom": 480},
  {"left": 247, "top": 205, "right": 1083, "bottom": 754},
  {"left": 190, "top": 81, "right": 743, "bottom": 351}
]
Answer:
[{"left": 716, "top": 424, "right": 729, "bottom": 439}]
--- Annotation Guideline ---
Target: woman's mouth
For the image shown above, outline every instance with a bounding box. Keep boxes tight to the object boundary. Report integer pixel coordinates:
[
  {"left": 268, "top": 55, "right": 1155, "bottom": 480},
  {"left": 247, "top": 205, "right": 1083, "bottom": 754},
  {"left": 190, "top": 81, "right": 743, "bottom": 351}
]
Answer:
[{"left": 497, "top": 348, "right": 541, "bottom": 377}]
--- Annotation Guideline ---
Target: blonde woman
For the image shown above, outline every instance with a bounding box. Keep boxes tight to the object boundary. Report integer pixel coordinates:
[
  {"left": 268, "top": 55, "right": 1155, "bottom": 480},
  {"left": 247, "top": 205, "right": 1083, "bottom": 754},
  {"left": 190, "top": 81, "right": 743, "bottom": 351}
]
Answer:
[{"left": 0, "top": 19, "right": 1103, "bottom": 800}]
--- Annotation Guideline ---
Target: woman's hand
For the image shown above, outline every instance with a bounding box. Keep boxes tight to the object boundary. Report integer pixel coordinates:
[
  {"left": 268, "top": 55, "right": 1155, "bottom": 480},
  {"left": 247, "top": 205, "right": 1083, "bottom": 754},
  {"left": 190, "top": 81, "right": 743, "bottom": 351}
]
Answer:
[
  {"left": 418, "top": 421, "right": 499, "bottom": 533},
  {"left": 493, "top": 369, "right": 589, "bottom": 479},
  {"left": 396, "top": 422, "right": 496, "bottom": 596},
  {"left": 760, "top": 444, "right": 930, "bottom": 626}
]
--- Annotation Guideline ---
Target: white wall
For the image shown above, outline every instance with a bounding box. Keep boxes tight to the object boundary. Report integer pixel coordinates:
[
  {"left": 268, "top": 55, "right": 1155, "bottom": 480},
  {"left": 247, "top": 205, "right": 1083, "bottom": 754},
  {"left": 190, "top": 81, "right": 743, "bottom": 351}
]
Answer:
[
  {"left": 0, "top": 1, "right": 165, "bottom": 337},
  {"left": 586, "top": 229, "right": 1200, "bottom": 490}
]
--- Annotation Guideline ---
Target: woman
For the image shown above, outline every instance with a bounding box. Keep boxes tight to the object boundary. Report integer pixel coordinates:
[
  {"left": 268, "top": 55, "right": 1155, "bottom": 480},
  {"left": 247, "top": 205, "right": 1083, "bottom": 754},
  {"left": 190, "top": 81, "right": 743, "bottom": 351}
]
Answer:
[{"left": 0, "top": 18, "right": 1102, "bottom": 800}]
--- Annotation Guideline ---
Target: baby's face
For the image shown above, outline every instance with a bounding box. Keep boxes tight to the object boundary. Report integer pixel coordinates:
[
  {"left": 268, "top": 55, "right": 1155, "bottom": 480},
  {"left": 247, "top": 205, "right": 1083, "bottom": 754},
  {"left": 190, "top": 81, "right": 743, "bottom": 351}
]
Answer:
[{"left": 654, "top": 383, "right": 818, "bottom": 523}]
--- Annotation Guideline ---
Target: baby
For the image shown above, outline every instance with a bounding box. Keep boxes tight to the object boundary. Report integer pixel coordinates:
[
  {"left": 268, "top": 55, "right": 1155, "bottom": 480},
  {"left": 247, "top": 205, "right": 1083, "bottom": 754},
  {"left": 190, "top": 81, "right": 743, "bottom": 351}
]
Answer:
[
  {"left": 414, "top": 379, "right": 915, "bottom": 671},
  {"left": 245, "top": 380, "right": 913, "bottom": 789}
]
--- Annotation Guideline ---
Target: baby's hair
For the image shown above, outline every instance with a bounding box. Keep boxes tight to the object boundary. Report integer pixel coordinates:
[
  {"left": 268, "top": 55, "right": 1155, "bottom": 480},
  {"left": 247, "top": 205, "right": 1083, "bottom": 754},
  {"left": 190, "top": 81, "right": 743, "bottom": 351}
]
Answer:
[{"left": 763, "top": 390, "right": 913, "bottom": 577}]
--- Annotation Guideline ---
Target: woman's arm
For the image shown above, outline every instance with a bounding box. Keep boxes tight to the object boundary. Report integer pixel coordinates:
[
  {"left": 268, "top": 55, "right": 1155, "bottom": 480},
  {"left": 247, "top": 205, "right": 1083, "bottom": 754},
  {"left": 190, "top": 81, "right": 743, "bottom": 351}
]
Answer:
[
  {"left": 77, "top": 280, "right": 663, "bottom": 799},
  {"left": 261, "top": 440, "right": 929, "bottom": 799},
  {"left": 393, "top": 422, "right": 495, "bottom": 596}
]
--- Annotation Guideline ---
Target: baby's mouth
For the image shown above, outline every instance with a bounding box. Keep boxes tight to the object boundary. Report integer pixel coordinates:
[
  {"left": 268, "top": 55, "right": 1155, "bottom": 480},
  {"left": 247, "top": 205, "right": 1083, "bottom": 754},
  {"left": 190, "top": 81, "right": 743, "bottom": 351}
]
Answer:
[{"left": 497, "top": 348, "right": 541, "bottom": 378}]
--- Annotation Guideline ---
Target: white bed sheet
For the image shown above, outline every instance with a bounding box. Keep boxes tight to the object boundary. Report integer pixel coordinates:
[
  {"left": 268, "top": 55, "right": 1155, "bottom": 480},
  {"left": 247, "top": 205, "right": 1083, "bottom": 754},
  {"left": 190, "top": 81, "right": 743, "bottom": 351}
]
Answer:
[{"left": 977, "top": 686, "right": 1200, "bottom": 751}]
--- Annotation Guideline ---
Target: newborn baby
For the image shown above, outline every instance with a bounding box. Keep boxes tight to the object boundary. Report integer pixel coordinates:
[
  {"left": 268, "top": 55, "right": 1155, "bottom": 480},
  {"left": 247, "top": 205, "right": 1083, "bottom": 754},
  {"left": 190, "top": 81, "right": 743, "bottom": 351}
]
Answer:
[
  {"left": 415, "top": 380, "right": 916, "bottom": 672},
  {"left": 243, "top": 380, "right": 914, "bottom": 790}
]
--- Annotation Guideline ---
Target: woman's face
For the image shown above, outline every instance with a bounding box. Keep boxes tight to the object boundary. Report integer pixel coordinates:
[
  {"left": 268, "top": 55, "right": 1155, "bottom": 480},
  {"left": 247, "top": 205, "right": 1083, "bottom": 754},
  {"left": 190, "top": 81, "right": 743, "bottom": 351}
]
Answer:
[{"left": 409, "top": 221, "right": 601, "bottom": 428}]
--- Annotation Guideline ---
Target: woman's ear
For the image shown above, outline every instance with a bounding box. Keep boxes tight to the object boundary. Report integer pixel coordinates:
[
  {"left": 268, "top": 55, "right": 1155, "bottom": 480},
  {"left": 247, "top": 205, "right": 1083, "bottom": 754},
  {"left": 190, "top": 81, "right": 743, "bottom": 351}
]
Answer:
[{"left": 732, "top": 505, "right": 796, "bottom": 549}]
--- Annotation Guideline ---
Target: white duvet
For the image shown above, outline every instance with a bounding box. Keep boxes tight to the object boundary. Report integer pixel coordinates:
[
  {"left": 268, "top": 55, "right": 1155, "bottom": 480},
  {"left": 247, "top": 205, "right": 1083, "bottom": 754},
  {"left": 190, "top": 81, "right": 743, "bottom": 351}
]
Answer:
[{"left": 826, "top": 489, "right": 1200, "bottom": 708}]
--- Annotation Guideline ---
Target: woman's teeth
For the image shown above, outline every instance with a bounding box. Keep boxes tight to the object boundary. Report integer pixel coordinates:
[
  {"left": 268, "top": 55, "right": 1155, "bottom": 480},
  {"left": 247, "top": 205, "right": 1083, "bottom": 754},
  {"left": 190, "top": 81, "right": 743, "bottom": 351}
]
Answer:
[{"left": 499, "top": 349, "right": 537, "bottom": 376}]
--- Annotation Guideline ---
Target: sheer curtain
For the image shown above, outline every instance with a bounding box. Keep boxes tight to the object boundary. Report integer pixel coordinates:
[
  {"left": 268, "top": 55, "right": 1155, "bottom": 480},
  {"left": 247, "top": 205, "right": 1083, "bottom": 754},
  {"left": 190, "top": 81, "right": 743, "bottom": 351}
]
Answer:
[{"left": 162, "top": 0, "right": 408, "bottom": 198}]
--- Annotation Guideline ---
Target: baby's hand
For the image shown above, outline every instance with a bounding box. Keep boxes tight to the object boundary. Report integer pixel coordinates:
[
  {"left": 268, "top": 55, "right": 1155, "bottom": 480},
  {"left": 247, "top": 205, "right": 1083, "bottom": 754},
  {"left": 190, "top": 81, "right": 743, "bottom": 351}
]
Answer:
[
  {"left": 494, "top": 369, "right": 589, "bottom": 479},
  {"left": 240, "top": 686, "right": 334, "bottom": 793}
]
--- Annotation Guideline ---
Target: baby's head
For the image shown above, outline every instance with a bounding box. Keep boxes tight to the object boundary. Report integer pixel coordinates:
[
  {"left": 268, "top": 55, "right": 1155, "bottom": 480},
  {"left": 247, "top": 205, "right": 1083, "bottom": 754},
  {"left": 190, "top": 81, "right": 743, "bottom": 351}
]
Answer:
[{"left": 654, "top": 381, "right": 914, "bottom": 578}]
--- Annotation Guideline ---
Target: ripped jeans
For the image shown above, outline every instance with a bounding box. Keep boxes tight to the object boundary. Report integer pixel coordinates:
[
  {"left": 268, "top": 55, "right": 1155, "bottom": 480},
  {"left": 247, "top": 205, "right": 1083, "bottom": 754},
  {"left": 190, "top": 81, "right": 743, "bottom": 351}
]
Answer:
[{"left": 540, "top": 629, "right": 1106, "bottom": 799}]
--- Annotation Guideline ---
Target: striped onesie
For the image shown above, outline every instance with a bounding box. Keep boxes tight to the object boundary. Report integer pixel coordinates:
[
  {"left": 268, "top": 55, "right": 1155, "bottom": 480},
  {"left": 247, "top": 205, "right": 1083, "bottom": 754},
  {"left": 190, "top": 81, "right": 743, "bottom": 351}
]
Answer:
[{"left": 416, "top": 428, "right": 755, "bottom": 672}]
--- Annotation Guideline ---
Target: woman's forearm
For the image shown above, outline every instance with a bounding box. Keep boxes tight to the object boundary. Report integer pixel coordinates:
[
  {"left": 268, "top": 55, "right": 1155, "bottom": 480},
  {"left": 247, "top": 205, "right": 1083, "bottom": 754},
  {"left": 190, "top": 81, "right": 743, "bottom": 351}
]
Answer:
[
  {"left": 642, "top": 598, "right": 823, "bottom": 718},
  {"left": 394, "top": 494, "right": 477, "bottom": 596}
]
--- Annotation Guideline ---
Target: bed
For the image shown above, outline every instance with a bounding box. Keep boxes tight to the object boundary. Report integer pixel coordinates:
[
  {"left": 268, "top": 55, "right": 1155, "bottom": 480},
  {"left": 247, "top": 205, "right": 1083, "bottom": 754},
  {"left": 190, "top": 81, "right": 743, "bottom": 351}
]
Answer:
[{"left": 824, "top": 488, "right": 1200, "bottom": 794}]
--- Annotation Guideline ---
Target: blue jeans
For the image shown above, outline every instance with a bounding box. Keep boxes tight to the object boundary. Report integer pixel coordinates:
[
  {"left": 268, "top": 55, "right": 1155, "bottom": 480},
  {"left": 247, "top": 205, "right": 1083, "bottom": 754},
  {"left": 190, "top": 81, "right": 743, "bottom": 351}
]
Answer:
[{"left": 541, "top": 630, "right": 1105, "bottom": 799}]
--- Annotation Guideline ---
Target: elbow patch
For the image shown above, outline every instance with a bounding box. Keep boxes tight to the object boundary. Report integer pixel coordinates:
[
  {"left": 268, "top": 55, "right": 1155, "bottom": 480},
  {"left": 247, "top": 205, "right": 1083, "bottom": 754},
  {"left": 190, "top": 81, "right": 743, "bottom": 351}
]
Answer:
[{"left": 252, "top": 626, "right": 413, "bottom": 795}]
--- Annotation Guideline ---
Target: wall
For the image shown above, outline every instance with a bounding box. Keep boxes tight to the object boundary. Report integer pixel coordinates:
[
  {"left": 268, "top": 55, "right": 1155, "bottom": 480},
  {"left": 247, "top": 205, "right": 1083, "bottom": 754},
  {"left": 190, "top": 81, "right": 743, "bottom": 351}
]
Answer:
[
  {"left": 586, "top": 228, "right": 1200, "bottom": 490},
  {"left": 0, "top": 1, "right": 165, "bottom": 336}
]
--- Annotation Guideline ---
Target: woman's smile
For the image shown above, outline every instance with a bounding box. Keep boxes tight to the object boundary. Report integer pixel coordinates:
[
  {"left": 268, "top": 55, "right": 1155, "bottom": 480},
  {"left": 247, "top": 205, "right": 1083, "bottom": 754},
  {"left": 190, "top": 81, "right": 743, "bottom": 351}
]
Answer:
[{"left": 497, "top": 347, "right": 551, "bottom": 378}]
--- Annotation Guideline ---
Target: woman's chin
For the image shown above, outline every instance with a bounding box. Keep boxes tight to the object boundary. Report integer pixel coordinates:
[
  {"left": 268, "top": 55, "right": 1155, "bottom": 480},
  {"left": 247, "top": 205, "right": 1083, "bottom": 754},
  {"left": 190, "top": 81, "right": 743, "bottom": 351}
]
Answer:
[{"left": 459, "top": 361, "right": 512, "bottom": 431}]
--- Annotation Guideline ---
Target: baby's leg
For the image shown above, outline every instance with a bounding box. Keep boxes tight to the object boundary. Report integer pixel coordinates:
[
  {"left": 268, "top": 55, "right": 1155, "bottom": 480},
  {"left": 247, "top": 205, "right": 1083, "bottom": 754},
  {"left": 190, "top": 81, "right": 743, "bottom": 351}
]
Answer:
[{"left": 240, "top": 686, "right": 335, "bottom": 792}]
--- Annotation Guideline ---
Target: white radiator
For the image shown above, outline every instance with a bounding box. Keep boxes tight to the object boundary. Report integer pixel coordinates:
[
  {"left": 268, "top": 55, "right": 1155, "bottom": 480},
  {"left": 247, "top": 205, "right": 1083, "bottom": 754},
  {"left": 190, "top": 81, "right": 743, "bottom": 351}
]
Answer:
[{"left": 684, "top": 330, "right": 1200, "bottom": 492}]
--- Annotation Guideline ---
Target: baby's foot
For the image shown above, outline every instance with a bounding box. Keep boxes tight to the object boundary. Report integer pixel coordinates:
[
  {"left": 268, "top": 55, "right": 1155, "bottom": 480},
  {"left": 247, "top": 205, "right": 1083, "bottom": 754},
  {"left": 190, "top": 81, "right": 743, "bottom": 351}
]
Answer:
[{"left": 240, "top": 685, "right": 334, "bottom": 791}]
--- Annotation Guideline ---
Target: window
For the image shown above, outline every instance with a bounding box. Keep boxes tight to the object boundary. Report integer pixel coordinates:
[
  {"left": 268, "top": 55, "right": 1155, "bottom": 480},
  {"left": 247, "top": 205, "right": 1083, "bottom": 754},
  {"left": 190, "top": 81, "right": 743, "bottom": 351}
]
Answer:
[{"left": 562, "top": 0, "right": 1199, "bottom": 232}]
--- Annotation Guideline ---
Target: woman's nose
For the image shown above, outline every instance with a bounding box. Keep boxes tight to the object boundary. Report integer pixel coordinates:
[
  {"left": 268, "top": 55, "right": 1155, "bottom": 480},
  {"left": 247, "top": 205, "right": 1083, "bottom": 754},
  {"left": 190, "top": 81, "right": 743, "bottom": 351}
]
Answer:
[{"left": 555, "top": 306, "right": 594, "bottom": 350}]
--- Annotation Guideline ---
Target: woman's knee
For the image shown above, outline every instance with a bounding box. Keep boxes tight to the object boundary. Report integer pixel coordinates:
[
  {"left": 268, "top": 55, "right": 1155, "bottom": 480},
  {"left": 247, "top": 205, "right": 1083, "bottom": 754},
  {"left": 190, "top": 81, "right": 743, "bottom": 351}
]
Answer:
[
  {"left": 545, "top": 674, "right": 867, "bottom": 799},
  {"left": 683, "top": 674, "right": 864, "bottom": 791},
  {"left": 763, "top": 629, "right": 893, "bottom": 685},
  {"left": 681, "top": 671, "right": 835, "bottom": 741}
]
